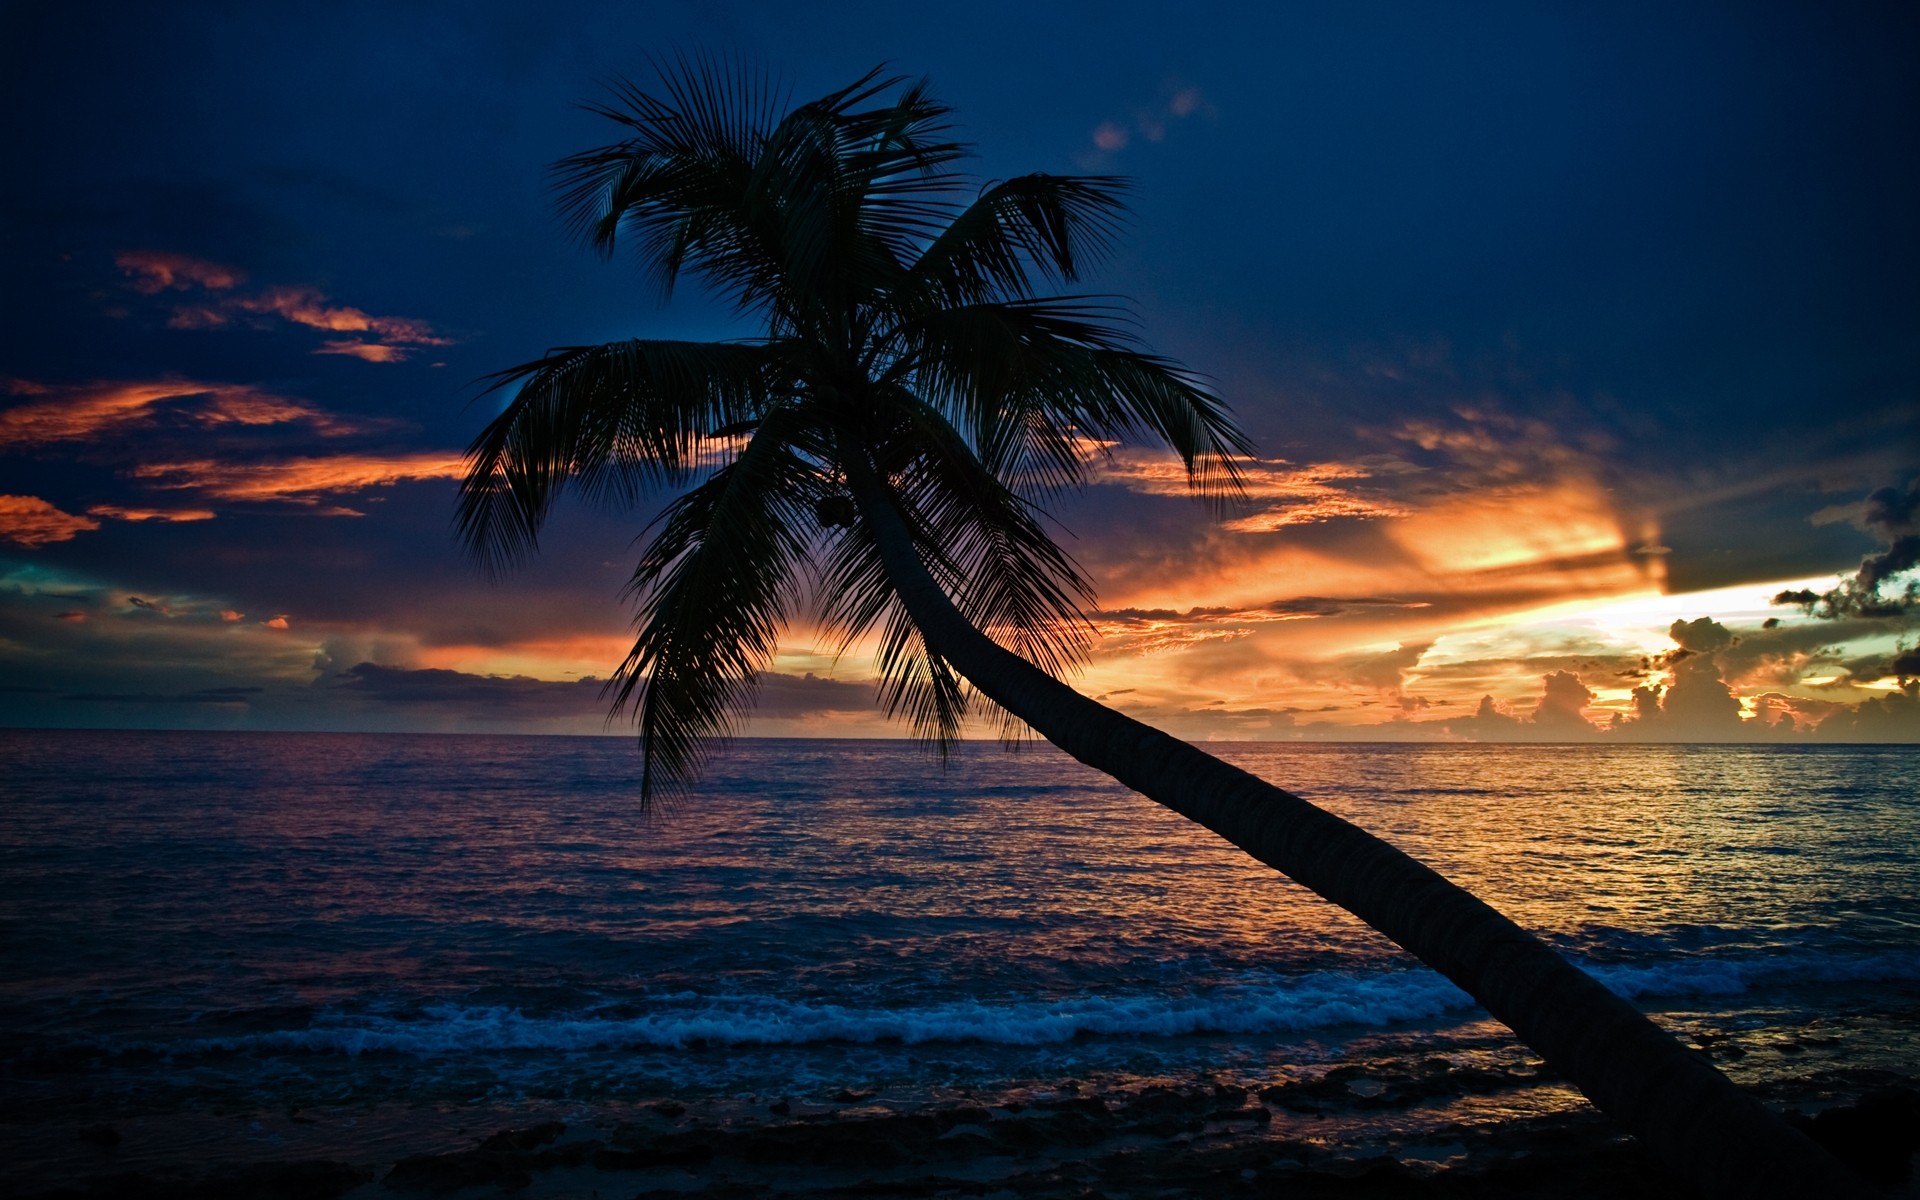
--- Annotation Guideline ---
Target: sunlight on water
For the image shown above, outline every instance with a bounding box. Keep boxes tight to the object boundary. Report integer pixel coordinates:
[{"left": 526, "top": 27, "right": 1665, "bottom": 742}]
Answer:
[{"left": 1, "top": 732, "right": 1915, "bottom": 1149}]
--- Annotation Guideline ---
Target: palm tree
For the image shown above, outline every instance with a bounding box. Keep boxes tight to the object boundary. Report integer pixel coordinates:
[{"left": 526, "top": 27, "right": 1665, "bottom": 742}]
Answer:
[{"left": 458, "top": 65, "right": 1857, "bottom": 1196}]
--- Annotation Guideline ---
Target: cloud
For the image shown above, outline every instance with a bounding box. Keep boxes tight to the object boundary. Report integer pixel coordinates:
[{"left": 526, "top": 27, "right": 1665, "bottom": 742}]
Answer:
[
  {"left": 1098, "top": 451, "right": 1411, "bottom": 530},
  {"left": 86, "top": 504, "right": 217, "bottom": 523},
  {"left": 328, "top": 663, "right": 880, "bottom": 730},
  {"left": 314, "top": 340, "right": 411, "bottom": 363},
  {"left": 114, "top": 250, "right": 453, "bottom": 363},
  {"left": 1092, "top": 596, "right": 1427, "bottom": 654},
  {"left": 1448, "top": 670, "right": 1605, "bottom": 741},
  {"left": 1332, "top": 641, "right": 1433, "bottom": 693},
  {"left": 1534, "top": 671, "right": 1599, "bottom": 734},
  {"left": 1668, "top": 615, "right": 1735, "bottom": 655},
  {"left": 231, "top": 285, "right": 453, "bottom": 360},
  {"left": 0, "top": 377, "right": 356, "bottom": 447},
  {"left": 1081, "top": 82, "right": 1214, "bottom": 162},
  {"left": 130, "top": 451, "right": 468, "bottom": 505},
  {"left": 115, "top": 250, "right": 245, "bottom": 293},
  {"left": 0, "top": 495, "right": 101, "bottom": 547},
  {"left": 1774, "top": 477, "right": 1920, "bottom": 620}
]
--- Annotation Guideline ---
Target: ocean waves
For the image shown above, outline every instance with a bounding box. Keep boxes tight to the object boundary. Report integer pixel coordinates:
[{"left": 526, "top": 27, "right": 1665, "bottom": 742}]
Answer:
[{"left": 163, "top": 948, "right": 1920, "bottom": 1062}]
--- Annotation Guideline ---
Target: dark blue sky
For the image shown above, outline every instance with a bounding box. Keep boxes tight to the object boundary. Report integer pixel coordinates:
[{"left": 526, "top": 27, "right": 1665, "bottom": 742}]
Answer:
[{"left": 2, "top": 1, "right": 1915, "bottom": 737}]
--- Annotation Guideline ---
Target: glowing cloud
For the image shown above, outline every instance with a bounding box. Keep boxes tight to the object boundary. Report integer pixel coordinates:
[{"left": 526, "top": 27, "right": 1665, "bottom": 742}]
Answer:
[
  {"left": 0, "top": 378, "right": 354, "bottom": 447},
  {"left": 313, "top": 340, "right": 410, "bottom": 363},
  {"left": 1099, "top": 451, "right": 1411, "bottom": 529},
  {"left": 130, "top": 452, "right": 468, "bottom": 504},
  {"left": 115, "top": 250, "right": 245, "bottom": 293},
  {"left": 0, "top": 495, "right": 101, "bottom": 547},
  {"left": 87, "top": 505, "right": 217, "bottom": 523},
  {"left": 231, "top": 285, "right": 453, "bottom": 361},
  {"left": 114, "top": 250, "right": 453, "bottom": 363}
]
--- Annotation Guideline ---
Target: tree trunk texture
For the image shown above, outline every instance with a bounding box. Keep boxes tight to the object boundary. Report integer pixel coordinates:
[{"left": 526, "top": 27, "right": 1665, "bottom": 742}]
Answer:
[{"left": 846, "top": 464, "right": 1864, "bottom": 1198}]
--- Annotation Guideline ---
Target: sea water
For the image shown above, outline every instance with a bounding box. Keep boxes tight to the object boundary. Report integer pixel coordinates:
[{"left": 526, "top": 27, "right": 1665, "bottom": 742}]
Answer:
[{"left": 2, "top": 732, "right": 1916, "bottom": 1175}]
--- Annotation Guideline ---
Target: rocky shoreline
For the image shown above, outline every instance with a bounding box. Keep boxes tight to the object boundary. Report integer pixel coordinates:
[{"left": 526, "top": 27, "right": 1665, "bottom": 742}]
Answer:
[{"left": 11, "top": 1067, "right": 1916, "bottom": 1199}]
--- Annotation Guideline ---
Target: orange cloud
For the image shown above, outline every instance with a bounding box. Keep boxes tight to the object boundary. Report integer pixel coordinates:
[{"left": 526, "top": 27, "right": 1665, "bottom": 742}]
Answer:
[
  {"left": 115, "top": 250, "right": 245, "bottom": 293},
  {"left": 219, "top": 610, "right": 245, "bottom": 622},
  {"left": 314, "top": 340, "right": 410, "bottom": 363},
  {"left": 232, "top": 286, "right": 445, "bottom": 342},
  {"left": 1099, "top": 451, "right": 1412, "bottom": 529},
  {"left": 0, "top": 378, "right": 355, "bottom": 447},
  {"left": 0, "top": 496, "right": 101, "bottom": 547},
  {"left": 1089, "top": 598, "right": 1420, "bottom": 655},
  {"left": 229, "top": 286, "right": 452, "bottom": 362},
  {"left": 1392, "top": 479, "right": 1630, "bottom": 578},
  {"left": 262, "top": 615, "right": 290, "bottom": 629},
  {"left": 130, "top": 452, "right": 468, "bottom": 504},
  {"left": 87, "top": 505, "right": 217, "bottom": 523},
  {"left": 113, "top": 251, "right": 452, "bottom": 363}
]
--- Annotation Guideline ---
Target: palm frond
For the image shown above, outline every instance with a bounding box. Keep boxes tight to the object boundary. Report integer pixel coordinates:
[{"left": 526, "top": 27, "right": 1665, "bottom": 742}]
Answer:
[
  {"left": 457, "top": 340, "right": 777, "bottom": 573},
  {"left": 818, "top": 397, "right": 1095, "bottom": 749},
  {"left": 906, "top": 174, "right": 1129, "bottom": 307},
  {"left": 886, "top": 298, "right": 1251, "bottom": 501},
  {"left": 607, "top": 409, "right": 825, "bottom": 806}
]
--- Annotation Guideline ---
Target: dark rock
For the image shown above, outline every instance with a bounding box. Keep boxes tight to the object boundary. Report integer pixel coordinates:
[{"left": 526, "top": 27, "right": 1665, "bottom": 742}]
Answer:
[
  {"left": 76, "top": 1124, "right": 120, "bottom": 1149},
  {"left": 592, "top": 1140, "right": 716, "bottom": 1171},
  {"left": 26, "top": 1162, "right": 371, "bottom": 1200},
  {"left": 477, "top": 1122, "right": 565, "bottom": 1152},
  {"left": 203, "top": 1161, "right": 372, "bottom": 1200},
  {"left": 934, "top": 1104, "right": 995, "bottom": 1129},
  {"left": 383, "top": 1150, "right": 532, "bottom": 1194},
  {"left": 1791, "top": 1087, "right": 1920, "bottom": 1186}
]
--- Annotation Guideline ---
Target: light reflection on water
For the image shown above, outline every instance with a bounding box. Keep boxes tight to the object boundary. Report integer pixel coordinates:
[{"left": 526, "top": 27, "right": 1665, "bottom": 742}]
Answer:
[{"left": 0, "top": 732, "right": 1915, "bottom": 1124}]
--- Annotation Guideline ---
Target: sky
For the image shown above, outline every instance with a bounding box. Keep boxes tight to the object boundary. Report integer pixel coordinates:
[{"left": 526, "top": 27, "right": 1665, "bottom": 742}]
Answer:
[{"left": 2, "top": 1, "right": 1916, "bottom": 742}]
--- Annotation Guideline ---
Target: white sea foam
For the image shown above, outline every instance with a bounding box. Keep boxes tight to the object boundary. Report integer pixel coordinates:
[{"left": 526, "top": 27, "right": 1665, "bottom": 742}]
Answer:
[{"left": 174, "top": 949, "right": 1920, "bottom": 1059}]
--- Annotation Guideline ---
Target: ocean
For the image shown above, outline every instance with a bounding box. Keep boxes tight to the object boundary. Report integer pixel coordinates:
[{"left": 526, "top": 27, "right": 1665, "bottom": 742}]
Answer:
[{"left": 2, "top": 732, "right": 1916, "bottom": 1190}]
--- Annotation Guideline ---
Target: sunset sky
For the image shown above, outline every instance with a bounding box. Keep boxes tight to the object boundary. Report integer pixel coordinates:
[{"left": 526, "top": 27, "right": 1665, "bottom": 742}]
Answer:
[{"left": 3, "top": 2, "right": 1916, "bottom": 741}]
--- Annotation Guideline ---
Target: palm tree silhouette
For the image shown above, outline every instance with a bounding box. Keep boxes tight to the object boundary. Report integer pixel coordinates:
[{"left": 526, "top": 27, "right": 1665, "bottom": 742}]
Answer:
[{"left": 458, "top": 65, "right": 1853, "bottom": 1196}]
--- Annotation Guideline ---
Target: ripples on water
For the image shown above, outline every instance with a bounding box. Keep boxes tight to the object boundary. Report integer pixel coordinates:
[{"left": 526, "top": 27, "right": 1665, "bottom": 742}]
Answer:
[{"left": 1, "top": 732, "right": 1916, "bottom": 1151}]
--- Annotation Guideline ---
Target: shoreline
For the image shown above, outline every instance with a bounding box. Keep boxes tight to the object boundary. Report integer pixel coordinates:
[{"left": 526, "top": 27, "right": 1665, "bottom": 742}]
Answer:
[{"left": 11, "top": 1067, "right": 1914, "bottom": 1199}]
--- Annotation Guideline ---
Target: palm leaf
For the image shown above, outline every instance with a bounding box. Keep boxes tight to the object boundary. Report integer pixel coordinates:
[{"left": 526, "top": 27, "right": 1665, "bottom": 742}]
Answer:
[
  {"left": 907, "top": 173, "right": 1129, "bottom": 307},
  {"left": 885, "top": 298, "right": 1250, "bottom": 500},
  {"left": 607, "top": 407, "right": 826, "bottom": 805},
  {"left": 458, "top": 339, "right": 777, "bottom": 573}
]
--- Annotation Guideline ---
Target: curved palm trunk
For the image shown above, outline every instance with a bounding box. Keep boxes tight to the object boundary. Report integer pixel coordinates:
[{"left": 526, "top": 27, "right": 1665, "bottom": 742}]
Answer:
[{"left": 845, "top": 466, "right": 1860, "bottom": 1198}]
